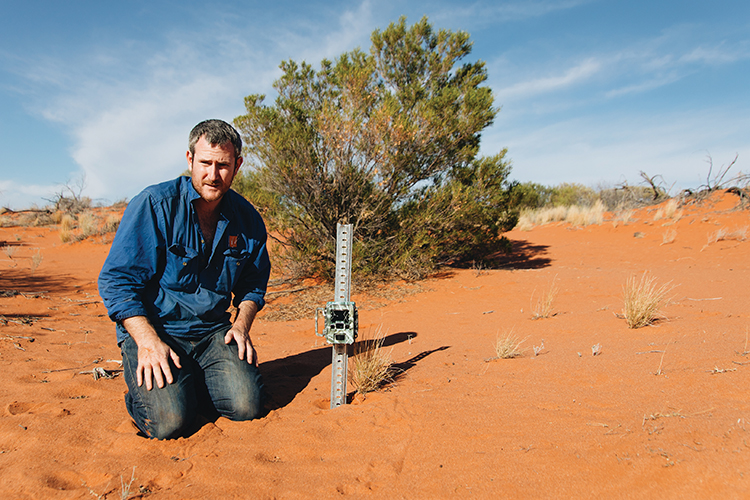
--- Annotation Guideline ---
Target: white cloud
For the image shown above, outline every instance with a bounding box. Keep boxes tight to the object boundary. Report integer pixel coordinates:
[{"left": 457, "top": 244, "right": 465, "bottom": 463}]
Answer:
[
  {"left": 15, "top": 2, "right": 378, "bottom": 205},
  {"left": 0, "top": 180, "right": 61, "bottom": 210},
  {"left": 483, "top": 106, "right": 750, "bottom": 190},
  {"left": 495, "top": 58, "right": 602, "bottom": 101}
]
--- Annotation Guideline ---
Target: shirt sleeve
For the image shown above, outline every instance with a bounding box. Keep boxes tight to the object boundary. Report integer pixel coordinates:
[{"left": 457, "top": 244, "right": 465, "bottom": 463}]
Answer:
[
  {"left": 98, "top": 191, "right": 165, "bottom": 323},
  {"left": 231, "top": 219, "right": 271, "bottom": 310}
]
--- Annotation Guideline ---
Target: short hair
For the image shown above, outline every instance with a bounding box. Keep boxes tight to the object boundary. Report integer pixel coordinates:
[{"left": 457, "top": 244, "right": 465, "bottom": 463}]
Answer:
[{"left": 188, "top": 119, "right": 243, "bottom": 160}]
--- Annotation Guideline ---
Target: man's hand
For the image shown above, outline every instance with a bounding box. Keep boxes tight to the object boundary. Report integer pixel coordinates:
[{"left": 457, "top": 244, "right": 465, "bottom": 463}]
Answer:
[
  {"left": 224, "top": 327, "right": 258, "bottom": 366},
  {"left": 122, "top": 316, "right": 181, "bottom": 391},
  {"left": 226, "top": 300, "right": 260, "bottom": 366},
  {"left": 137, "top": 338, "right": 182, "bottom": 390}
]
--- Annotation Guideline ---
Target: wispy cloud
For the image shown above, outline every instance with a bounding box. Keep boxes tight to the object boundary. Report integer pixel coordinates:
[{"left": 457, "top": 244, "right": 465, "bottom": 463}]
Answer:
[
  {"left": 483, "top": 105, "right": 750, "bottom": 189},
  {"left": 495, "top": 58, "right": 602, "bottom": 101},
  {"left": 432, "top": 0, "right": 592, "bottom": 27},
  {"left": 10, "top": 2, "right": 376, "bottom": 204}
]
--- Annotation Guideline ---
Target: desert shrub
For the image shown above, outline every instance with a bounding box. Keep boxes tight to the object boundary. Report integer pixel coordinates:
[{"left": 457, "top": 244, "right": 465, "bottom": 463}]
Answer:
[
  {"left": 235, "top": 18, "right": 516, "bottom": 280},
  {"left": 549, "top": 183, "right": 598, "bottom": 207},
  {"left": 508, "top": 181, "right": 554, "bottom": 209}
]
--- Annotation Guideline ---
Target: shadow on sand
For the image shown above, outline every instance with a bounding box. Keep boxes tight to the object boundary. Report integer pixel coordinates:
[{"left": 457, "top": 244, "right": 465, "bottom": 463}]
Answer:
[
  {"left": 260, "top": 331, "right": 419, "bottom": 412},
  {"left": 0, "top": 267, "right": 81, "bottom": 295},
  {"left": 450, "top": 239, "right": 552, "bottom": 271}
]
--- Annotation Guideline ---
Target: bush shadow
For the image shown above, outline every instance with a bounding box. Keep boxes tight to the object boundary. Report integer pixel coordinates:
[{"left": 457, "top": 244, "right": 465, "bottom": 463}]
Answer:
[
  {"left": 458, "top": 239, "right": 552, "bottom": 270},
  {"left": 260, "top": 331, "right": 416, "bottom": 412},
  {"left": 0, "top": 267, "right": 80, "bottom": 295}
]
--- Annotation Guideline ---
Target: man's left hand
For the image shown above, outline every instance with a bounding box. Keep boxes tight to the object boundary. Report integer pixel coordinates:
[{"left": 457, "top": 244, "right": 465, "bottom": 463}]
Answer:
[{"left": 224, "top": 327, "right": 258, "bottom": 366}]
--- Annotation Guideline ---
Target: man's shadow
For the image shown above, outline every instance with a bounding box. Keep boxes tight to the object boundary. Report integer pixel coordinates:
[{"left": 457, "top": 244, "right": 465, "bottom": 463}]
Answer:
[{"left": 260, "top": 331, "right": 420, "bottom": 411}]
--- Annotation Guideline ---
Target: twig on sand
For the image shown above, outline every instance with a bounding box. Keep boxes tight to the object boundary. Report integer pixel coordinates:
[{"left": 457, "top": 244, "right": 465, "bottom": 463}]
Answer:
[{"left": 79, "top": 367, "right": 123, "bottom": 380}]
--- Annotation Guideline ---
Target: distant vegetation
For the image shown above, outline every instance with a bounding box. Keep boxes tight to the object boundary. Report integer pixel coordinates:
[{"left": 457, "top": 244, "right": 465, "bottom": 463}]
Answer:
[{"left": 0, "top": 177, "right": 122, "bottom": 243}]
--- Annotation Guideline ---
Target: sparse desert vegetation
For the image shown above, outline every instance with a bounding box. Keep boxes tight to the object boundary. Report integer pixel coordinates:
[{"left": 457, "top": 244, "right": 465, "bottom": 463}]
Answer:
[{"left": 1, "top": 188, "right": 749, "bottom": 498}]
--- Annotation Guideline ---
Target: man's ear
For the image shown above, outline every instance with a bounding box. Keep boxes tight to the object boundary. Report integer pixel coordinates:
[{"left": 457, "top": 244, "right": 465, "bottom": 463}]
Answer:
[
  {"left": 186, "top": 150, "right": 193, "bottom": 172},
  {"left": 234, "top": 155, "right": 244, "bottom": 174}
]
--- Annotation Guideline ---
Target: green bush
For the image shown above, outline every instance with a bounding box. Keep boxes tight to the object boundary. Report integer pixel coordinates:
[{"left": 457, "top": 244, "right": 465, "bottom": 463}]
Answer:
[{"left": 234, "top": 17, "right": 516, "bottom": 280}]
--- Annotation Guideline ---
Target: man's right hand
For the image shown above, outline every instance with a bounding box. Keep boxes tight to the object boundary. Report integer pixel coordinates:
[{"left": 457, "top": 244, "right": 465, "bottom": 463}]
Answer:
[
  {"left": 122, "top": 316, "right": 181, "bottom": 390},
  {"left": 136, "top": 338, "right": 182, "bottom": 390}
]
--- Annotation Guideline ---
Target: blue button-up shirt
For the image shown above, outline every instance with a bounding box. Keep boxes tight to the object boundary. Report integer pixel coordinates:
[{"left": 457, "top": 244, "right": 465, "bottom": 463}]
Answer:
[{"left": 98, "top": 176, "right": 271, "bottom": 344}]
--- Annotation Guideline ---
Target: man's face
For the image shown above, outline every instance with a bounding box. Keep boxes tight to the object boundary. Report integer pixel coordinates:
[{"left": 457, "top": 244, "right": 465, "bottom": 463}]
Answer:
[{"left": 186, "top": 135, "right": 243, "bottom": 206}]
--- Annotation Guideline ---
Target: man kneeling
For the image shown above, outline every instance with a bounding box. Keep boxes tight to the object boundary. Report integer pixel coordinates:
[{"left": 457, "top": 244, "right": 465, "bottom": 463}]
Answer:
[{"left": 98, "top": 119, "right": 271, "bottom": 439}]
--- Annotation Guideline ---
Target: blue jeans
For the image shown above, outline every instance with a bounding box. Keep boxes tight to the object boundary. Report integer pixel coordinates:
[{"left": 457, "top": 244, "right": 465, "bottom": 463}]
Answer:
[{"left": 120, "top": 326, "right": 264, "bottom": 439}]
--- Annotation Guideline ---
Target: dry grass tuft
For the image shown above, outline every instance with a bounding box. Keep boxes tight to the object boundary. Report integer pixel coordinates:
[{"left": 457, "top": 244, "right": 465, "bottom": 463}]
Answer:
[
  {"left": 59, "top": 214, "right": 75, "bottom": 243},
  {"left": 661, "top": 229, "right": 677, "bottom": 245},
  {"left": 517, "top": 201, "right": 605, "bottom": 229},
  {"left": 349, "top": 327, "right": 396, "bottom": 396},
  {"left": 654, "top": 199, "right": 681, "bottom": 222},
  {"left": 493, "top": 330, "right": 527, "bottom": 359},
  {"left": 622, "top": 272, "right": 675, "bottom": 329},
  {"left": 3, "top": 245, "right": 17, "bottom": 261},
  {"left": 79, "top": 211, "right": 99, "bottom": 238},
  {"left": 30, "top": 250, "right": 43, "bottom": 274},
  {"left": 703, "top": 226, "right": 747, "bottom": 250},
  {"left": 102, "top": 214, "right": 121, "bottom": 233},
  {"left": 531, "top": 276, "right": 559, "bottom": 320},
  {"left": 611, "top": 208, "right": 634, "bottom": 228}
]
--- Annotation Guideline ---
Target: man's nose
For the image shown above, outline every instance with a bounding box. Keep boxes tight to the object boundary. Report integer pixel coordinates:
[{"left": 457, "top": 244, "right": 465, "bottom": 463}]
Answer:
[{"left": 206, "top": 164, "right": 220, "bottom": 180}]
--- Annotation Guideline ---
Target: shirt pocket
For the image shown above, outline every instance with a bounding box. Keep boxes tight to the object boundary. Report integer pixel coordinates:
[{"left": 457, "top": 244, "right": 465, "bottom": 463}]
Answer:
[
  {"left": 218, "top": 247, "right": 252, "bottom": 293},
  {"left": 163, "top": 244, "right": 200, "bottom": 291}
]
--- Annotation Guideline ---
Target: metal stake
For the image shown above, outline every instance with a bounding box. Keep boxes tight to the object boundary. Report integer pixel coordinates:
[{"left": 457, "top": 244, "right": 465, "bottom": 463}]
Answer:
[{"left": 330, "top": 223, "right": 353, "bottom": 408}]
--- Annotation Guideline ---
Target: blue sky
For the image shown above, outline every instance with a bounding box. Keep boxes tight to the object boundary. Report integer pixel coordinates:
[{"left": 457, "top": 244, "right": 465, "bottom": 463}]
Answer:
[{"left": 1, "top": 0, "right": 748, "bottom": 209}]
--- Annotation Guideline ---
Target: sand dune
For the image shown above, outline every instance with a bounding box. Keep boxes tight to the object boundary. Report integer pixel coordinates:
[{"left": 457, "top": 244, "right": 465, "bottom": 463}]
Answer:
[{"left": 1, "top": 191, "right": 749, "bottom": 498}]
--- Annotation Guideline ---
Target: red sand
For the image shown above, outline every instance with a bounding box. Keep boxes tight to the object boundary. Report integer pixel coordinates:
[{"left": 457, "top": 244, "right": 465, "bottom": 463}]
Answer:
[{"left": 1, "top": 191, "right": 749, "bottom": 498}]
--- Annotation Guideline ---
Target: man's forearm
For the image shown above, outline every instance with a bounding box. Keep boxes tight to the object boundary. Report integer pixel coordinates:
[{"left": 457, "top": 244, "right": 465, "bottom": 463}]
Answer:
[
  {"left": 232, "top": 301, "right": 259, "bottom": 335},
  {"left": 121, "top": 316, "right": 161, "bottom": 348}
]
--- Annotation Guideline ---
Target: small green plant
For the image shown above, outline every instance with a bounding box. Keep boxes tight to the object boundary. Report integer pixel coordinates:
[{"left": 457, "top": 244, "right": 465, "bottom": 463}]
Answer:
[
  {"left": 349, "top": 328, "right": 395, "bottom": 396},
  {"left": 622, "top": 272, "right": 675, "bottom": 329}
]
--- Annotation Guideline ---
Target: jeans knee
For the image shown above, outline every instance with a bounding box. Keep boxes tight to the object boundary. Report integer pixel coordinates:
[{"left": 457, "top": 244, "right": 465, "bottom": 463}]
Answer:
[
  {"left": 143, "top": 405, "right": 193, "bottom": 440},
  {"left": 126, "top": 390, "right": 194, "bottom": 440},
  {"left": 216, "top": 383, "right": 263, "bottom": 421}
]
